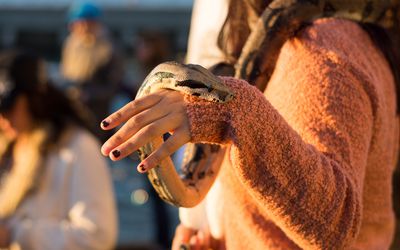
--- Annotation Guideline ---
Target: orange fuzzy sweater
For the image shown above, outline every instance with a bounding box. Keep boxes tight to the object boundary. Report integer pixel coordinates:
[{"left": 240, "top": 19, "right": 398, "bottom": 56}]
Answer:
[{"left": 184, "top": 19, "right": 399, "bottom": 249}]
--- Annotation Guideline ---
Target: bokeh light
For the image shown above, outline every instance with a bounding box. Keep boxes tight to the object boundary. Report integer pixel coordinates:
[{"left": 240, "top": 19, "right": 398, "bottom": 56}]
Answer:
[{"left": 130, "top": 188, "right": 149, "bottom": 205}]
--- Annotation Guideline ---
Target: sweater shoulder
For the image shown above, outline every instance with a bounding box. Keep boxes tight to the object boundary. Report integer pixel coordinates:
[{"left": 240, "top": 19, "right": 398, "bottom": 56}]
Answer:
[
  {"left": 271, "top": 18, "right": 396, "bottom": 119},
  {"left": 294, "top": 18, "right": 375, "bottom": 59}
]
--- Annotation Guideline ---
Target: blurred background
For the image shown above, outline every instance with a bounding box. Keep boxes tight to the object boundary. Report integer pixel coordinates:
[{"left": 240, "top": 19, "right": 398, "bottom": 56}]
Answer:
[{"left": 0, "top": 0, "right": 193, "bottom": 249}]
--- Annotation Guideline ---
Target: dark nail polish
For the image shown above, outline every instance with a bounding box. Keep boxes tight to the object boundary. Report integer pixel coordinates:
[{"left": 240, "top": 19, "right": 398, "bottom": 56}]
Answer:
[
  {"left": 138, "top": 164, "right": 146, "bottom": 172},
  {"left": 112, "top": 150, "right": 121, "bottom": 158},
  {"left": 179, "top": 244, "right": 189, "bottom": 250},
  {"left": 102, "top": 120, "right": 109, "bottom": 128}
]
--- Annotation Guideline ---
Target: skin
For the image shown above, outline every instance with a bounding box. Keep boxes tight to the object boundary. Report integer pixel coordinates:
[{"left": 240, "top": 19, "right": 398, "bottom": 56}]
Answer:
[
  {"left": 69, "top": 19, "right": 101, "bottom": 45},
  {"left": 0, "top": 96, "right": 32, "bottom": 140},
  {"left": 172, "top": 224, "right": 221, "bottom": 250},
  {"left": 0, "top": 114, "right": 16, "bottom": 141},
  {"left": 101, "top": 89, "right": 190, "bottom": 173},
  {"left": 0, "top": 95, "right": 34, "bottom": 247},
  {"left": 101, "top": 1, "right": 400, "bottom": 247},
  {"left": 0, "top": 225, "right": 10, "bottom": 248},
  {"left": 101, "top": 90, "right": 221, "bottom": 248}
]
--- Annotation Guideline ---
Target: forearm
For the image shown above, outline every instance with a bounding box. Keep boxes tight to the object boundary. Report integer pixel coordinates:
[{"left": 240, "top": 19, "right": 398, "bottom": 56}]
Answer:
[{"left": 184, "top": 75, "right": 372, "bottom": 249}]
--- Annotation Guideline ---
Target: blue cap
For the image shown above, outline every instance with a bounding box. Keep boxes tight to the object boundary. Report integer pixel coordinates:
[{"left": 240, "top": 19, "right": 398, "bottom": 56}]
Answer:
[{"left": 68, "top": 2, "right": 102, "bottom": 23}]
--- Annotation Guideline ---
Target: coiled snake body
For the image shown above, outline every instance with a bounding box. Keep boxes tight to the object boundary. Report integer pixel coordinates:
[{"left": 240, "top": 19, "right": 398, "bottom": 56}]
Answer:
[
  {"left": 136, "top": 0, "right": 399, "bottom": 208},
  {"left": 136, "top": 62, "right": 233, "bottom": 207}
]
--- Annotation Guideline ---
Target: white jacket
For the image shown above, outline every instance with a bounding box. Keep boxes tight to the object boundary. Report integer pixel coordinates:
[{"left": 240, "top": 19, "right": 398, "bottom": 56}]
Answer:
[{"left": 7, "top": 128, "right": 117, "bottom": 250}]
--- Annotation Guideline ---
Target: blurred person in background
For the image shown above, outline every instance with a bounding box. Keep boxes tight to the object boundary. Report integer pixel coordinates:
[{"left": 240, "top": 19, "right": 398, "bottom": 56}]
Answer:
[
  {"left": 0, "top": 50, "right": 117, "bottom": 250},
  {"left": 60, "top": 1, "right": 123, "bottom": 142}
]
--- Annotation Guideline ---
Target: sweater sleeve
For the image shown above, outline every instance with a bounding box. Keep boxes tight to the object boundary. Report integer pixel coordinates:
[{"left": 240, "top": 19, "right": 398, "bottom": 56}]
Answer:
[
  {"left": 184, "top": 29, "right": 376, "bottom": 249},
  {"left": 12, "top": 131, "right": 118, "bottom": 250}
]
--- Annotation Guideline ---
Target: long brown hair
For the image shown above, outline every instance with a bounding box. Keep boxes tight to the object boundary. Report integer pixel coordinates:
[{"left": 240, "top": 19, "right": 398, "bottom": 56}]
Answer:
[{"left": 217, "top": 0, "right": 270, "bottom": 64}]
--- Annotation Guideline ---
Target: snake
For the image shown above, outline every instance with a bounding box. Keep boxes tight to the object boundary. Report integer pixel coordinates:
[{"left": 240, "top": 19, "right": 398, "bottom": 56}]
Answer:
[
  {"left": 136, "top": 62, "right": 233, "bottom": 207},
  {"left": 136, "top": 0, "right": 400, "bottom": 208}
]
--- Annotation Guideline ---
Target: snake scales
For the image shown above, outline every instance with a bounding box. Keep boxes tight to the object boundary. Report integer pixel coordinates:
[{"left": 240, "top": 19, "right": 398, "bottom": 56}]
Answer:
[{"left": 136, "top": 0, "right": 400, "bottom": 208}]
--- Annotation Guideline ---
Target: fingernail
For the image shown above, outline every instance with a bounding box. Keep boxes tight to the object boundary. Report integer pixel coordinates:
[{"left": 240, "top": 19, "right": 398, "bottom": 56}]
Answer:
[
  {"left": 112, "top": 150, "right": 121, "bottom": 158},
  {"left": 179, "top": 244, "right": 189, "bottom": 250},
  {"left": 101, "top": 120, "right": 109, "bottom": 128},
  {"left": 138, "top": 163, "right": 146, "bottom": 173}
]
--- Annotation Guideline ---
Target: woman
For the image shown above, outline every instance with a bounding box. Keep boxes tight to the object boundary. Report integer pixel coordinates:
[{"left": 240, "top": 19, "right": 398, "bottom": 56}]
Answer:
[
  {"left": 101, "top": 1, "right": 399, "bottom": 249},
  {"left": 0, "top": 50, "right": 117, "bottom": 250}
]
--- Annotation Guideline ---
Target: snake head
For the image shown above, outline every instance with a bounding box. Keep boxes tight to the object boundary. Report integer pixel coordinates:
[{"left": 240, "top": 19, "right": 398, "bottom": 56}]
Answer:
[{"left": 148, "top": 61, "right": 235, "bottom": 103}]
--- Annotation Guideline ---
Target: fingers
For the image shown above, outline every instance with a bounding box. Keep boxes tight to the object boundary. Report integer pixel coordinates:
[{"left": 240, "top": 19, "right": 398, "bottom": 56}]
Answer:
[
  {"left": 137, "top": 129, "right": 190, "bottom": 173},
  {"left": 190, "top": 232, "right": 205, "bottom": 250},
  {"left": 106, "top": 113, "right": 187, "bottom": 161},
  {"left": 100, "top": 92, "right": 164, "bottom": 130},
  {"left": 101, "top": 90, "right": 190, "bottom": 171},
  {"left": 172, "top": 224, "right": 215, "bottom": 250},
  {"left": 172, "top": 224, "right": 196, "bottom": 250},
  {"left": 101, "top": 104, "right": 170, "bottom": 156}
]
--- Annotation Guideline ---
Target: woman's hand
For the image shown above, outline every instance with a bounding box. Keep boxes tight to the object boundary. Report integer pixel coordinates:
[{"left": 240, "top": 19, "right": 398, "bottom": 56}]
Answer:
[
  {"left": 100, "top": 89, "right": 190, "bottom": 173},
  {"left": 0, "top": 224, "right": 11, "bottom": 248},
  {"left": 172, "top": 224, "right": 220, "bottom": 250}
]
